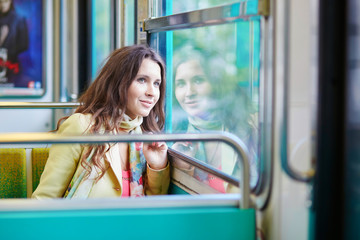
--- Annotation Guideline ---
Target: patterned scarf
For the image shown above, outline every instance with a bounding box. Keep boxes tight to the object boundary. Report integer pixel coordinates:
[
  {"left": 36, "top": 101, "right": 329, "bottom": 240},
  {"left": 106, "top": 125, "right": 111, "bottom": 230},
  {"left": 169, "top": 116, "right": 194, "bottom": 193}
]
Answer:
[
  {"left": 187, "top": 117, "right": 236, "bottom": 192},
  {"left": 121, "top": 114, "right": 146, "bottom": 197},
  {"left": 187, "top": 116, "right": 223, "bottom": 182},
  {"left": 188, "top": 116, "right": 256, "bottom": 191},
  {"left": 64, "top": 114, "right": 146, "bottom": 198}
]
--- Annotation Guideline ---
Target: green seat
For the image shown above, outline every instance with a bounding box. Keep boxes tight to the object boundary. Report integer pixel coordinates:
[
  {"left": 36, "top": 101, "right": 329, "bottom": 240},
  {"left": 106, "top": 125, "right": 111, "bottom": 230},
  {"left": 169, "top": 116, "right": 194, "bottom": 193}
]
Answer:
[
  {"left": 31, "top": 148, "right": 49, "bottom": 192},
  {"left": 0, "top": 205, "right": 256, "bottom": 240},
  {"left": 0, "top": 148, "right": 27, "bottom": 198}
]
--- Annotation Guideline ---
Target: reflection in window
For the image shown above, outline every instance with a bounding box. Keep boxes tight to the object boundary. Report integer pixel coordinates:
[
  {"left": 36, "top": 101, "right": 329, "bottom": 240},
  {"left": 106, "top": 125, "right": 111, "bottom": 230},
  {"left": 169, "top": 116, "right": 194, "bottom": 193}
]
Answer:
[
  {"left": 171, "top": 141, "right": 241, "bottom": 193},
  {"left": 91, "top": 0, "right": 111, "bottom": 79},
  {"left": 172, "top": 0, "right": 248, "bottom": 14},
  {"left": 169, "top": 20, "right": 261, "bottom": 190}
]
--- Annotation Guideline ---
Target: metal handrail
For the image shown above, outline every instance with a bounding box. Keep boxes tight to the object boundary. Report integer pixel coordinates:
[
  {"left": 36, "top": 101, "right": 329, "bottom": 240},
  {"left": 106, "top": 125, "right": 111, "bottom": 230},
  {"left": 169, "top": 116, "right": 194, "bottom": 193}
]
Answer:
[
  {"left": 0, "top": 194, "right": 241, "bottom": 211},
  {"left": 280, "top": 0, "right": 315, "bottom": 182},
  {"left": 144, "top": 2, "right": 261, "bottom": 33},
  {"left": 0, "top": 102, "right": 80, "bottom": 109},
  {"left": 168, "top": 148, "right": 240, "bottom": 187},
  {"left": 0, "top": 132, "right": 251, "bottom": 209}
]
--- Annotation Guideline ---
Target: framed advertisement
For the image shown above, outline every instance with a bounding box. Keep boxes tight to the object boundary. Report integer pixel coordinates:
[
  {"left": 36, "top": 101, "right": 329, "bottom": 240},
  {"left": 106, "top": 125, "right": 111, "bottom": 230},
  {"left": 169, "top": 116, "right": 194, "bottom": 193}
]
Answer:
[{"left": 0, "top": 0, "right": 43, "bottom": 97}]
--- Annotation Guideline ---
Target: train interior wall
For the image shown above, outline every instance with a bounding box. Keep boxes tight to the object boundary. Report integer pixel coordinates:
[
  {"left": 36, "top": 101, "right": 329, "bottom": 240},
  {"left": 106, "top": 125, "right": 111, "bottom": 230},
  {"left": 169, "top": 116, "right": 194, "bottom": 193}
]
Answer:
[{"left": 258, "top": 0, "right": 313, "bottom": 239}]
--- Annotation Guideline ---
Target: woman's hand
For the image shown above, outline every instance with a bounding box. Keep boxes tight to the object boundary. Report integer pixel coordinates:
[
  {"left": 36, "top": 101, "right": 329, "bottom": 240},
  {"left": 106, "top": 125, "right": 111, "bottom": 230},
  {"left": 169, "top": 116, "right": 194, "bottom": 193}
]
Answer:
[
  {"left": 171, "top": 142, "right": 195, "bottom": 170},
  {"left": 143, "top": 141, "right": 168, "bottom": 170}
]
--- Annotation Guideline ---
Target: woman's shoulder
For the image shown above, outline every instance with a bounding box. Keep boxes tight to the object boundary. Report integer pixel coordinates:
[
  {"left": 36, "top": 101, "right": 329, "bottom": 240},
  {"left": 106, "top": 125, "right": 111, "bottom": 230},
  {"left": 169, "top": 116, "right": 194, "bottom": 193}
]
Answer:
[
  {"left": 67, "top": 113, "right": 92, "bottom": 123},
  {"left": 58, "top": 113, "right": 93, "bottom": 134}
]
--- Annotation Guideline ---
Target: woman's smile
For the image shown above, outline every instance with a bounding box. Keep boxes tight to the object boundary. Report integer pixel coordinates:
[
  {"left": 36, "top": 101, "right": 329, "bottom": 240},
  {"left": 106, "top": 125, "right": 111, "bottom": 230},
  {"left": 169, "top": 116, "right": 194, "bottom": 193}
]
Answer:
[{"left": 139, "top": 99, "right": 154, "bottom": 108}]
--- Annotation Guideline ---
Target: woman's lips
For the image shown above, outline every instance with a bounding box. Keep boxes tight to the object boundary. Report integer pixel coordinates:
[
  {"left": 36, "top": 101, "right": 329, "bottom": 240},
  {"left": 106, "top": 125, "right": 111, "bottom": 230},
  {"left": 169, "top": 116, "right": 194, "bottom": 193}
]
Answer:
[
  {"left": 184, "top": 100, "right": 200, "bottom": 108},
  {"left": 140, "top": 100, "right": 153, "bottom": 108}
]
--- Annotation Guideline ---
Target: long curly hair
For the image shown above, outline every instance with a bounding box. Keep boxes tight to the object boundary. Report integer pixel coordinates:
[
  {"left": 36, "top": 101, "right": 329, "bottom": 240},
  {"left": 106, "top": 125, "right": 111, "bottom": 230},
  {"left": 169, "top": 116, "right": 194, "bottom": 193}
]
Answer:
[{"left": 56, "top": 45, "right": 166, "bottom": 180}]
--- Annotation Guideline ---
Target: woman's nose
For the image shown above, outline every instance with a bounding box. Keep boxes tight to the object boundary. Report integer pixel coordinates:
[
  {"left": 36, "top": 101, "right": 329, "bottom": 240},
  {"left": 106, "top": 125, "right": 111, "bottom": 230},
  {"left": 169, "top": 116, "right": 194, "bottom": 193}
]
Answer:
[
  {"left": 185, "top": 83, "right": 196, "bottom": 96},
  {"left": 145, "top": 84, "right": 155, "bottom": 96}
]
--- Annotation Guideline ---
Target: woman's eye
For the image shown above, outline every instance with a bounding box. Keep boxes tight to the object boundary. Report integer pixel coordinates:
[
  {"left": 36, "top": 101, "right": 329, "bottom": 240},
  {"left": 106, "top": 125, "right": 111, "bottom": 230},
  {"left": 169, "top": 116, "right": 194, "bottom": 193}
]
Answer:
[
  {"left": 154, "top": 81, "right": 161, "bottom": 87},
  {"left": 137, "top": 77, "right": 146, "bottom": 83},
  {"left": 175, "top": 79, "right": 185, "bottom": 88},
  {"left": 193, "top": 76, "right": 206, "bottom": 84}
]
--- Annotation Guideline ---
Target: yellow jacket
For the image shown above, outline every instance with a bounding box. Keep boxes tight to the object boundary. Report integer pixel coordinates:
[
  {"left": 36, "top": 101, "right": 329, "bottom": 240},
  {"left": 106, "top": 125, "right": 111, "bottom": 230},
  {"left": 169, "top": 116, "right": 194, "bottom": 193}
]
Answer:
[{"left": 32, "top": 113, "right": 170, "bottom": 199}]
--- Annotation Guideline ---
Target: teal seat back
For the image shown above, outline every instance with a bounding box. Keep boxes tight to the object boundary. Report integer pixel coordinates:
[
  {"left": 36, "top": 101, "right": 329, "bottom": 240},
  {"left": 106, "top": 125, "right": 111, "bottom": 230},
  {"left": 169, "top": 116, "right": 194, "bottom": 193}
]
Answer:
[{"left": 0, "top": 206, "right": 256, "bottom": 240}]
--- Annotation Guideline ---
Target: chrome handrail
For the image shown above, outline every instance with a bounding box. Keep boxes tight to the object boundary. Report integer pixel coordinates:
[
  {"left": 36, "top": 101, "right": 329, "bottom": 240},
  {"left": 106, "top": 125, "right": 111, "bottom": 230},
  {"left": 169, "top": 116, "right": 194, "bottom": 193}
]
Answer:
[
  {"left": 280, "top": 0, "right": 315, "bottom": 182},
  {"left": 0, "top": 132, "right": 251, "bottom": 209},
  {"left": 144, "top": 2, "right": 261, "bottom": 33},
  {"left": 168, "top": 148, "right": 240, "bottom": 187},
  {"left": 0, "top": 102, "right": 80, "bottom": 109},
  {"left": 0, "top": 194, "right": 241, "bottom": 211}
]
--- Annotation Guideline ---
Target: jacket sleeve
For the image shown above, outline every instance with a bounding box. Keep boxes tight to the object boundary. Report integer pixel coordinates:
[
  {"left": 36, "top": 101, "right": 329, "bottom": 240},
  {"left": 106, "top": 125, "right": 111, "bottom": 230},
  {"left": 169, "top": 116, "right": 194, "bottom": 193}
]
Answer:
[
  {"left": 145, "top": 163, "right": 170, "bottom": 195},
  {"left": 31, "top": 114, "right": 91, "bottom": 199}
]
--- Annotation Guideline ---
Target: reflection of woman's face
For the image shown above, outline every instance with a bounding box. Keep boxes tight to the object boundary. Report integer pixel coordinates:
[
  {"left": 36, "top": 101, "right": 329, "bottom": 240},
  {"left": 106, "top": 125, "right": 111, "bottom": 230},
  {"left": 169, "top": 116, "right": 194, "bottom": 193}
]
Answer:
[
  {"left": 0, "top": 0, "right": 11, "bottom": 14},
  {"left": 175, "top": 59, "right": 212, "bottom": 118}
]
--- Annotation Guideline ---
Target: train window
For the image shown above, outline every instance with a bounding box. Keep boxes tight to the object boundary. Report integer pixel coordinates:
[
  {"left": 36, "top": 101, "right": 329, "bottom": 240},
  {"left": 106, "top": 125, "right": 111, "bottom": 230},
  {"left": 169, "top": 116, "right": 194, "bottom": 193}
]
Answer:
[
  {"left": 149, "top": 19, "right": 261, "bottom": 189},
  {"left": 149, "top": 25, "right": 259, "bottom": 186},
  {"left": 91, "top": 1, "right": 112, "bottom": 79},
  {"left": 171, "top": 0, "right": 258, "bottom": 15},
  {"left": 174, "top": 23, "right": 259, "bottom": 188},
  {"left": 124, "top": 0, "right": 135, "bottom": 46},
  {"left": 90, "top": 0, "right": 135, "bottom": 80}
]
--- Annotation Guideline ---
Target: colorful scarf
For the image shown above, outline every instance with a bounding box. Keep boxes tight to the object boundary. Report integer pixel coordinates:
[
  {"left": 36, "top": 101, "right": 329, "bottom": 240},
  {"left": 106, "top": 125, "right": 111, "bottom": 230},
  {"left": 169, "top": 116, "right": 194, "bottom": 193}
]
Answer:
[
  {"left": 64, "top": 114, "right": 146, "bottom": 198},
  {"left": 188, "top": 115, "right": 259, "bottom": 190},
  {"left": 187, "top": 116, "right": 223, "bottom": 181},
  {"left": 120, "top": 114, "right": 147, "bottom": 197}
]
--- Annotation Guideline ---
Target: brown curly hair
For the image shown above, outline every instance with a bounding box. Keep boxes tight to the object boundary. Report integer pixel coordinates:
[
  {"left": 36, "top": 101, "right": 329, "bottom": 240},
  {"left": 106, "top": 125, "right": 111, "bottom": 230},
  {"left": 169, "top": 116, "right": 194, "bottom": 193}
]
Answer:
[{"left": 56, "top": 45, "right": 166, "bottom": 180}]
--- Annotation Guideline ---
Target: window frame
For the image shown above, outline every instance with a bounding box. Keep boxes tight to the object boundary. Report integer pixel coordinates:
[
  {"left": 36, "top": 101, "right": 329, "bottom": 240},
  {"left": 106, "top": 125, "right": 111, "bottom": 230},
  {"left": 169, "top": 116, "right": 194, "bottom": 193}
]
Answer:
[{"left": 143, "top": 0, "right": 272, "bottom": 210}]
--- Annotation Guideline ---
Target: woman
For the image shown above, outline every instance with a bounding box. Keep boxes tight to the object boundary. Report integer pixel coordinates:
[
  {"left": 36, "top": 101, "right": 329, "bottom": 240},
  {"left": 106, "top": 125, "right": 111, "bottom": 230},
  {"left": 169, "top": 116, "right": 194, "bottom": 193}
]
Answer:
[
  {"left": 32, "top": 45, "right": 169, "bottom": 199},
  {"left": 172, "top": 46, "right": 259, "bottom": 191}
]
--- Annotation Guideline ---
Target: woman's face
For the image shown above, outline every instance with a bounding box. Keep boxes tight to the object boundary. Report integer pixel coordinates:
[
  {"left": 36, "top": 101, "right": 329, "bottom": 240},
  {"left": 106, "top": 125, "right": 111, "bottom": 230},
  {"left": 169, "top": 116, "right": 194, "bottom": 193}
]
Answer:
[
  {"left": 0, "top": 0, "right": 11, "bottom": 13},
  {"left": 126, "top": 58, "right": 162, "bottom": 119},
  {"left": 175, "top": 59, "right": 212, "bottom": 118}
]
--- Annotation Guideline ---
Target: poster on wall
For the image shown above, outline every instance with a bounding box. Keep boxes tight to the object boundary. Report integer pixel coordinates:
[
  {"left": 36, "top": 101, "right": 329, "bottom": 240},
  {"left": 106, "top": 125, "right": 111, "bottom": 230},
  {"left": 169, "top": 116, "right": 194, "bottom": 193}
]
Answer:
[{"left": 0, "top": 0, "right": 43, "bottom": 97}]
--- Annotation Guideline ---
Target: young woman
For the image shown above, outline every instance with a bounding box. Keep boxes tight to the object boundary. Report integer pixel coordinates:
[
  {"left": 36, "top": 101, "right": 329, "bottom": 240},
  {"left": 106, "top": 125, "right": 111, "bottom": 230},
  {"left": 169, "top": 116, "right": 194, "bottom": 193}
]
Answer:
[
  {"left": 32, "top": 45, "right": 169, "bottom": 199},
  {"left": 171, "top": 46, "right": 259, "bottom": 191}
]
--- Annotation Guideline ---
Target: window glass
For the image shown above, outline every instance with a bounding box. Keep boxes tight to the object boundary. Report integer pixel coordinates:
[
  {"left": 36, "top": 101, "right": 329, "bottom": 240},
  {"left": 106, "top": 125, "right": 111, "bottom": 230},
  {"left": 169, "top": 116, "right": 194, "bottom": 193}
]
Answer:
[
  {"left": 150, "top": 19, "right": 261, "bottom": 190},
  {"left": 171, "top": 140, "right": 242, "bottom": 194},
  {"left": 124, "top": 0, "right": 135, "bottom": 46},
  {"left": 91, "top": 0, "right": 111, "bottom": 79},
  {"left": 172, "top": 0, "right": 251, "bottom": 14}
]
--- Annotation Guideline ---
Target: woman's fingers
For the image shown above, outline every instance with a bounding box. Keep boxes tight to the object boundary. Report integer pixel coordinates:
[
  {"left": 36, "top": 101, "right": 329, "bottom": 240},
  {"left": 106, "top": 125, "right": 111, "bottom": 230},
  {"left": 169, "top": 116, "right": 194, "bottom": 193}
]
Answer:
[
  {"left": 149, "top": 141, "right": 167, "bottom": 149},
  {"left": 145, "top": 141, "right": 167, "bottom": 150},
  {"left": 143, "top": 141, "right": 168, "bottom": 170}
]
